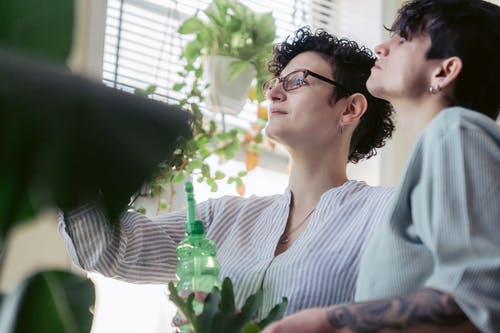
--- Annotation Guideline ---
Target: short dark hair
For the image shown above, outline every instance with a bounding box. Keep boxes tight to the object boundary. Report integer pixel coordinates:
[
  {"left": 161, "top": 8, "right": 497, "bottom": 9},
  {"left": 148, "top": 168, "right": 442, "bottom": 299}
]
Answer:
[
  {"left": 391, "top": 0, "right": 500, "bottom": 120},
  {"left": 268, "top": 27, "right": 394, "bottom": 164}
]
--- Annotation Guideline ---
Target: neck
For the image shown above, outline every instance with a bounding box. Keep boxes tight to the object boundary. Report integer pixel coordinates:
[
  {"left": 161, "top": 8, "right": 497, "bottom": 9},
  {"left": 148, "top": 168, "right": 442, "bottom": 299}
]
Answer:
[
  {"left": 391, "top": 97, "right": 449, "bottom": 145},
  {"left": 287, "top": 148, "right": 349, "bottom": 210}
]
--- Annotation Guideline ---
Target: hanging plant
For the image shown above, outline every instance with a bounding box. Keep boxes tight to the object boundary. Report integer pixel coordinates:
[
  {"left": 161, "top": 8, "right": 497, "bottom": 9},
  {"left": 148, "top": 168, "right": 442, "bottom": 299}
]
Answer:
[{"left": 134, "top": 0, "right": 277, "bottom": 213}]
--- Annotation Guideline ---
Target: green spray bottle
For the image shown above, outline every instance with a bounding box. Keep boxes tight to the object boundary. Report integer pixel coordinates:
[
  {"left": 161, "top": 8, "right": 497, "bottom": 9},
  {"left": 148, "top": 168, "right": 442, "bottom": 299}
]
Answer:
[{"left": 175, "top": 181, "right": 221, "bottom": 332}]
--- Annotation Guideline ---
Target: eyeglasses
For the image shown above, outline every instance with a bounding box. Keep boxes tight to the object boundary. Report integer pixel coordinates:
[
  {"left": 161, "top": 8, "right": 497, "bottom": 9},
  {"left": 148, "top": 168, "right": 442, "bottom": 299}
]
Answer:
[{"left": 262, "top": 69, "right": 352, "bottom": 96}]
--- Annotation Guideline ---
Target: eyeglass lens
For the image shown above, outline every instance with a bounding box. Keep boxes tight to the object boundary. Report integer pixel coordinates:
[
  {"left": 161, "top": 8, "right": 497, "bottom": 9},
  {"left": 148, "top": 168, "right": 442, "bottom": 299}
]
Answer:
[{"left": 263, "top": 71, "right": 306, "bottom": 93}]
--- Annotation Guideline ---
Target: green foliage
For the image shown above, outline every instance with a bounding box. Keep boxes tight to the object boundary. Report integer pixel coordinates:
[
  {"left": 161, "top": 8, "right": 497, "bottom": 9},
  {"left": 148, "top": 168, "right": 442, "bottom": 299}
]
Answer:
[
  {"left": 0, "top": 0, "right": 74, "bottom": 64},
  {"left": 168, "top": 277, "right": 288, "bottom": 333},
  {"left": 136, "top": 1, "right": 275, "bottom": 210},
  {"left": 137, "top": 80, "right": 267, "bottom": 213},
  {"left": 0, "top": 0, "right": 75, "bottom": 246},
  {"left": 0, "top": 270, "right": 94, "bottom": 333},
  {"left": 178, "top": 0, "right": 276, "bottom": 101},
  {"left": 0, "top": 1, "right": 95, "bottom": 332}
]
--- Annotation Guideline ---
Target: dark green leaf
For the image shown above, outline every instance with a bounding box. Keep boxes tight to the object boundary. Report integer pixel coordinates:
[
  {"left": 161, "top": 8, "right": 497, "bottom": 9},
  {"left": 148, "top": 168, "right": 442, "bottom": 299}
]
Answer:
[
  {"left": 258, "top": 298, "right": 288, "bottom": 329},
  {"left": 198, "top": 286, "right": 221, "bottom": 333},
  {"left": 0, "top": 51, "right": 192, "bottom": 229},
  {"left": 0, "top": 270, "right": 94, "bottom": 333},
  {"left": 168, "top": 277, "right": 287, "bottom": 333},
  {"left": 238, "top": 289, "right": 262, "bottom": 324},
  {"left": 0, "top": 0, "right": 74, "bottom": 63}
]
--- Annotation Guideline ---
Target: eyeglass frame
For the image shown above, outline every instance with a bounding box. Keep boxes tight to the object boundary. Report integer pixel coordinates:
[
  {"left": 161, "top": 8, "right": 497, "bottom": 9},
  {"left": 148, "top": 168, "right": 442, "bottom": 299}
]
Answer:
[{"left": 262, "top": 69, "right": 353, "bottom": 96}]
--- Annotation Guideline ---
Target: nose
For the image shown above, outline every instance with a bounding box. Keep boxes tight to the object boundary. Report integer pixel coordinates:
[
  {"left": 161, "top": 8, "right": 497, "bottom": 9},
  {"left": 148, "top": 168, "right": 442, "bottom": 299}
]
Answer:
[
  {"left": 265, "top": 82, "right": 286, "bottom": 102},
  {"left": 374, "top": 41, "right": 389, "bottom": 57}
]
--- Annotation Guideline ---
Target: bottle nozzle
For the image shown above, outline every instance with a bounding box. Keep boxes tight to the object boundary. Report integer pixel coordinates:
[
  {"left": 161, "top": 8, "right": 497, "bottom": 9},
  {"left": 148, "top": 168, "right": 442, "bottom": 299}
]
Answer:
[{"left": 185, "top": 181, "right": 196, "bottom": 225}]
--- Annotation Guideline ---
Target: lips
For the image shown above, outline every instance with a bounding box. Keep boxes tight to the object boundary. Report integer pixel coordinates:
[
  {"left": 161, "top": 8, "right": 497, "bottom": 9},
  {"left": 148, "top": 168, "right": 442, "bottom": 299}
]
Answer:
[{"left": 270, "top": 109, "right": 288, "bottom": 116}]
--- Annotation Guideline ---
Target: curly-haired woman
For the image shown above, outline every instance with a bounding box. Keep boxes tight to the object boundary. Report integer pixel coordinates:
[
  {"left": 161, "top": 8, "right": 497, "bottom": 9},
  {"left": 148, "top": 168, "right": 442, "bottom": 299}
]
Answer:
[{"left": 59, "top": 27, "right": 395, "bottom": 317}]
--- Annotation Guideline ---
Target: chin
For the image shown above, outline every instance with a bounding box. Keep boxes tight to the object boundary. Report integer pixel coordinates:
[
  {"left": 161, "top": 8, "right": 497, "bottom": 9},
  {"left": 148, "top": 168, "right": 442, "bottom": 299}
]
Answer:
[
  {"left": 264, "top": 126, "right": 284, "bottom": 145},
  {"left": 264, "top": 126, "right": 276, "bottom": 141},
  {"left": 366, "top": 80, "right": 387, "bottom": 100}
]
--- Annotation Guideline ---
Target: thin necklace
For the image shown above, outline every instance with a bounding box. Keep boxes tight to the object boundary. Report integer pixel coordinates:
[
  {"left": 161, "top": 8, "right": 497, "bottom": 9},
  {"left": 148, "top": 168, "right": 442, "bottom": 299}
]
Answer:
[{"left": 279, "top": 207, "right": 316, "bottom": 244}]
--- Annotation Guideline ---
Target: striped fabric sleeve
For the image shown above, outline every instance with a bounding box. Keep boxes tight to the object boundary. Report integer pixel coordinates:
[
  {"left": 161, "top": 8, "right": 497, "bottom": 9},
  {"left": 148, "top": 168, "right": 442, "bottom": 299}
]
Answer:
[{"left": 59, "top": 202, "right": 191, "bottom": 284}]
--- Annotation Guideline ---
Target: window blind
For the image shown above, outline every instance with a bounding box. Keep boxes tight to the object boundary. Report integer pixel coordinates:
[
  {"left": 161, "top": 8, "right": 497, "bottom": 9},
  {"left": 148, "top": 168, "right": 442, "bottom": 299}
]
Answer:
[
  {"left": 102, "top": 0, "right": 312, "bottom": 112},
  {"left": 310, "top": 0, "right": 384, "bottom": 49}
]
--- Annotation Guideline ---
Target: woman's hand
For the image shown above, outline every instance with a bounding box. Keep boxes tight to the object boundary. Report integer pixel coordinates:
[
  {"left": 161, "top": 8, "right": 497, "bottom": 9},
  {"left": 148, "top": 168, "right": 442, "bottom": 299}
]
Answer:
[
  {"left": 171, "top": 290, "right": 209, "bottom": 330},
  {"left": 261, "top": 307, "right": 337, "bottom": 333}
]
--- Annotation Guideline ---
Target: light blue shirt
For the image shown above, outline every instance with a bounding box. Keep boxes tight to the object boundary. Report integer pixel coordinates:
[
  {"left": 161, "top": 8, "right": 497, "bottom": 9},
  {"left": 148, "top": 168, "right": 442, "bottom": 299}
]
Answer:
[{"left": 356, "top": 107, "right": 500, "bottom": 333}]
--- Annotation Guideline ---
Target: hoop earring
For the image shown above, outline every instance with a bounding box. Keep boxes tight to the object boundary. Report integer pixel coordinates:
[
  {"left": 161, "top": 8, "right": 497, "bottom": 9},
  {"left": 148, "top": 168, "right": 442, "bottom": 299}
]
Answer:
[{"left": 428, "top": 85, "right": 441, "bottom": 94}]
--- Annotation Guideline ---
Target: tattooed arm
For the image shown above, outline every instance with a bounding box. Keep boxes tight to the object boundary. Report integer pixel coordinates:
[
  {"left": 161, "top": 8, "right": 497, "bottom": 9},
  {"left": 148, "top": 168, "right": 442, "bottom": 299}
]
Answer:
[{"left": 261, "top": 289, "right": 479, "bottom": 333}]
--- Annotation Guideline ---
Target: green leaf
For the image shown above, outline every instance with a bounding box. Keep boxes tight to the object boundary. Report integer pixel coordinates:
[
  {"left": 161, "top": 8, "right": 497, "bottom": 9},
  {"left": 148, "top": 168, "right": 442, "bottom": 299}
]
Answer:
[
  {"left": 0, "top": 51, "right": 193, "bottom": 226},
  {"left": 0, "top": 176, "right": 36, "bottom": 244},
  {"left": 171, "top": 171, "right": 186, "bottom": 183},
  {"left": 173, "top": 83, "right": 184, "bottom": 92},
  {"left": 186, "top": 160, "right": 204, "bottom": 172},
  {"left": 214, "top": 171, "right": 225, "bottom": 180},
  {"left": 237, "top": 289, "right": 262, "bottom": 325},
  {"left": 198, "top": 286, "right": 221, "bottom": 332},
  {"left": 178, "top": 16, "right": 205, "bottom": 34},
  {"left": 0, "top": 0, "right": 74, "bottom": 63},
  {"left": 0, "top": 270, "right": 94, "bottom": 333},
  {"left": 168, "top": 277, "right": 287, "bottom": 333},
  {"left": 206, "top": 178, "right": 218, "bottom": 192},
  {"left": 134, "top": 84, "right": 156, "bottom": 97},
  {"left": 183, "top": 40, "right": 202, "bottom": 62},
  {"left": 258, "top": 298, "right": 288, "bottom": 329},
  {"left": 240, "top": 322, "right": 260, "bottom": 333},
  {"left": 159, "top": 199, "right": 168, "bottom": 211},
  {"left": 168, "top": 282, "right": 199, "bottom": 330}
]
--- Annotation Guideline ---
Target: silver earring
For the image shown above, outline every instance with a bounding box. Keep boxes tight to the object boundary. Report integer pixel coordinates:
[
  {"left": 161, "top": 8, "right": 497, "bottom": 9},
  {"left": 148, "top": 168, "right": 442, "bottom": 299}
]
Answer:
[{"left": 428, "top": 85, "right": 441, "bottom": 94}]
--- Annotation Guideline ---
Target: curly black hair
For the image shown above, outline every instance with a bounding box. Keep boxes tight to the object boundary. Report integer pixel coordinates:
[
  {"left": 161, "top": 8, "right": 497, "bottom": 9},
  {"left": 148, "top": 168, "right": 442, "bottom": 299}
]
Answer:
[{"left": 268, "top": 27, "right": 394, "bottom": 163}]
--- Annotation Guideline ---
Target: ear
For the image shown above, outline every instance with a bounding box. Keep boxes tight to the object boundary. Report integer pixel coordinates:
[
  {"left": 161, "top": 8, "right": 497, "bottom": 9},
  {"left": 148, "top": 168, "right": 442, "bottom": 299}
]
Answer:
[
  {"left": 432, "top": 56, "right": 463, "bottom": 91},
  {"left": 341, "top": 93, "right": 367, "bottom": 126}
]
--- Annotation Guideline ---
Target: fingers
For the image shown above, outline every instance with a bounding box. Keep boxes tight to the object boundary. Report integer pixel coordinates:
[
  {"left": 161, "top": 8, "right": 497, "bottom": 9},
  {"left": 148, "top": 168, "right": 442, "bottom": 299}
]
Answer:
[
  {"left": 171, "top": 313, "right": 189, "bottom": 328},
  {"left": 172, "top": 290, "right": 209, "bottom": 330},
  {"left": 261, "top": 323, "right": 282, "bottom": 333}
]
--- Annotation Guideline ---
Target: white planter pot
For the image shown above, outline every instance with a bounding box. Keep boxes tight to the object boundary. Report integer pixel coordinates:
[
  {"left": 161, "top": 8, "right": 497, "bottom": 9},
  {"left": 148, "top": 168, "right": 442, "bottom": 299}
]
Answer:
[{"left": 203, "top": 55, "right": 255, "bottom": 115}]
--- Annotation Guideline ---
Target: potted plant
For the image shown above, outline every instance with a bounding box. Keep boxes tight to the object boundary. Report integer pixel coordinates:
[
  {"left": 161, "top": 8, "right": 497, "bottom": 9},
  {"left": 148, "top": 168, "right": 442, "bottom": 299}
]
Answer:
[
  {"left": 138, "top": 0, "right": 276, "bottom": 212},
  {"left": 178, "top": 0, "right": 276, "bottom": 113}
]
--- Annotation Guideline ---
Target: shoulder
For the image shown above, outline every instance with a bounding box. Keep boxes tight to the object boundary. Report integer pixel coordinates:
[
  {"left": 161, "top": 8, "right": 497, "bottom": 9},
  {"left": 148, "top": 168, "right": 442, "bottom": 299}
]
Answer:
[
  {"left": 345, "top": 180, "right": 395, "bottom": 198},
  {"left": 333, "top": 180, "right": 395, "bottom": 207},
  {"left": 408, "top": 106, "right": 500, "bottom": 165},
  {"left": 424, "top": 107, "right": 500, "bottom": 142}
]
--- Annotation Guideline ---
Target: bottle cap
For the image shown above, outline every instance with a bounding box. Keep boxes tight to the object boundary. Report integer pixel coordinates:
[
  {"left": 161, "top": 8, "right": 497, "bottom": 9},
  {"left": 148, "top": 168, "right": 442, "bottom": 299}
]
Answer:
[{"left": 186, "top": 220, "right": 205, "bottom": 235}]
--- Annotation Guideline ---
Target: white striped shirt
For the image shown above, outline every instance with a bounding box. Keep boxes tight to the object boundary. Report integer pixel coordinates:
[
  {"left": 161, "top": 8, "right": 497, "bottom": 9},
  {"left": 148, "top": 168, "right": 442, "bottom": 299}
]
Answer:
[{"left": 59, "top": 180, "right": 394, "bottom": 317}]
